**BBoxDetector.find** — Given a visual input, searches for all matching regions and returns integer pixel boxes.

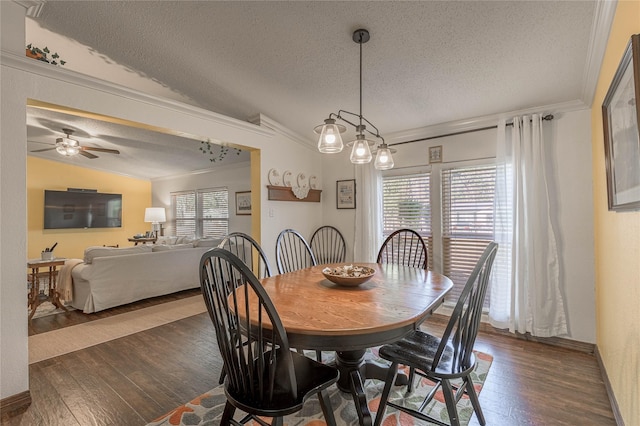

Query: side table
[27,258,68,321]
[128,237,157,245]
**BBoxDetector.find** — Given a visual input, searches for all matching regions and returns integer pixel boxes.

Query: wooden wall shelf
[267,185,322,202]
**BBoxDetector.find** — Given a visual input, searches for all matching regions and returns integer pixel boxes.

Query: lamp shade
[144,207,166,223]
[350,136,373,164]
[374,145,395,170]
[316,119,346,153]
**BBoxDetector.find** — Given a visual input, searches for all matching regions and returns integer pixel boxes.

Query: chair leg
[317,389,337,426]
[220,401,236,425]
[316,350,323,363]
[271,417,284,426]
[407,366,415,393]
[373,362,398,426]
[218,366,226,384]
[465,377,486,425]
[440,379,461,426]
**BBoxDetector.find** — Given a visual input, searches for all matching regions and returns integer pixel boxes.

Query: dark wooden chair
[310,225,346,264]
[200,248,339,426]
[275,229,317,274]
[216,232,273,384]
[373,242,498,426]
[218,232,272,279]
[376,228,428,269]
[275,229,323,362]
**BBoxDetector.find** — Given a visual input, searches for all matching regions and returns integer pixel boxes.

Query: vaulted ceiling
[25,1,609,179]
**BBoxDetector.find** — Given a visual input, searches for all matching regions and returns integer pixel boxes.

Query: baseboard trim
[0,390,31,421]
[595,346,625,426]
[429,313,595,353]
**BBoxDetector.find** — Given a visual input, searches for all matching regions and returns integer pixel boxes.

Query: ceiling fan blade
[81,146,120,154]
[79,150,99,159]
[30,147,57,153]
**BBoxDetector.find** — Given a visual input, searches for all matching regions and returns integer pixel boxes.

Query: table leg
[335,349,410,426]
[49,265,68,311]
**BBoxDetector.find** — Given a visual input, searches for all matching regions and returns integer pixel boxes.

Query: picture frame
[235,191,252,215]
[602,34,640,212]
[429,145,443,164]
[336,179,356,209]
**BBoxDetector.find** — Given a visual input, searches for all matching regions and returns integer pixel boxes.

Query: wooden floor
[5,291,615,426]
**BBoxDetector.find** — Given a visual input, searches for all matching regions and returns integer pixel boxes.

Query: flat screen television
[44,190,122,229]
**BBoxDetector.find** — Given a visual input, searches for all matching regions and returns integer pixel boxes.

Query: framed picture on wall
[602,34,640,211]
[235,191,252,215]
[429,145,443,163]
[336,179,356,209]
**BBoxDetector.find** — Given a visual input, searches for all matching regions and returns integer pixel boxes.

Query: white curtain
[353,164,382,262]
[489,114,568,337]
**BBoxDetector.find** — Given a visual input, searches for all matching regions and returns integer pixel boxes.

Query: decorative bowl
[322,265,375,287]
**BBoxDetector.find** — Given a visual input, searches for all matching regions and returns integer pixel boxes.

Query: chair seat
[378,330,476,379]
[226,348,340,417]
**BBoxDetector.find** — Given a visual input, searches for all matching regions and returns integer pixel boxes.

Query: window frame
[170,187,229,238]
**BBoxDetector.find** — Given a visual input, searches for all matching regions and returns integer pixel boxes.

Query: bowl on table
[322,265,375,287]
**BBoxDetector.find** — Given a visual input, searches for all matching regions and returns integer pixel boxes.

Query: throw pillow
[151,243,193,252]
[194,238,223,248]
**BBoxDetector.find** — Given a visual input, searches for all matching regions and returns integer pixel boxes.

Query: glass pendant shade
[317,119,345,153]
[374,145,394,170]
[350,136,373,164]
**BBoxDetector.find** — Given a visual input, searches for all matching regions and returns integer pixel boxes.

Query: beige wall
[27,157,151,259]
[592,2,640,424]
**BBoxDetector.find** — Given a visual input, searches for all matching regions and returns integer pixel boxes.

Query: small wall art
[336,179,356,209]
[429,145,443,164]
[235,191,252,215]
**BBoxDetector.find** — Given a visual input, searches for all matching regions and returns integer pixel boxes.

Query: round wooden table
[259,262,453,425]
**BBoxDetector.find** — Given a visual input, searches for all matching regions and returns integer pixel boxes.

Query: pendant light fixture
[314,28,394,170]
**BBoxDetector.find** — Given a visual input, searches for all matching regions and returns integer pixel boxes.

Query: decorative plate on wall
[268,168,281,186]
[283,170,293,187]
[297,173,306,187]
[309,175,318,189]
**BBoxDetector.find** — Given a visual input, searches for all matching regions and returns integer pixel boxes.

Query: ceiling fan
[30,128,120,159]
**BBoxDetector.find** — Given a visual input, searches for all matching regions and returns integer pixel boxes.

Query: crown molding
[581,0,617,107]
[1,50,274,139]
[12,0,45,17]
[249,114,317,152]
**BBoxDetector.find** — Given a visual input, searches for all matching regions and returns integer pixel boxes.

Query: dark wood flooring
[6,291,615,425]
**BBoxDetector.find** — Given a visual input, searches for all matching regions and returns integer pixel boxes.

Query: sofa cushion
[194,238,223,248]
[83,245,153,264]
[156,236,178,245]
[152,243,194,252]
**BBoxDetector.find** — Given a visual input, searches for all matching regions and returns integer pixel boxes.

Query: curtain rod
[389,114,554,147]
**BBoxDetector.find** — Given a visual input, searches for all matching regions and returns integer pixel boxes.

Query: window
[171,187,228,238]
[382,173,433,270]
[441,165,496,305]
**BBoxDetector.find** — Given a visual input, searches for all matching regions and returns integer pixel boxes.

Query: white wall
[323,110,596,344]
[151,161,253,236]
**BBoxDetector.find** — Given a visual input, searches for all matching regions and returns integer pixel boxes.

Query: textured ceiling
[25,1,601,179]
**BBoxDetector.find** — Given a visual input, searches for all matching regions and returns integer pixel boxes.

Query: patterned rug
[147,348,492,426]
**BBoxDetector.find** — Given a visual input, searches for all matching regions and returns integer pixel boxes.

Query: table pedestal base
[335,349,408,426]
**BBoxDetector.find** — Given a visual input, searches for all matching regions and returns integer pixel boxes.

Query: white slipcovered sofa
[70,238,222,313]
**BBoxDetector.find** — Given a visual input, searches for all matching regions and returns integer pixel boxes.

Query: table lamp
[144,207,166,238]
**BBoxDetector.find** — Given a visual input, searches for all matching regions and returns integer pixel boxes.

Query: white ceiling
[25,1,607,179]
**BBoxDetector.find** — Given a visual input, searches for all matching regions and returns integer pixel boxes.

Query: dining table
[257,262,453,426]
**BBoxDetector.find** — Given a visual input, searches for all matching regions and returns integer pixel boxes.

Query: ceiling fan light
[66,137,79,147]
[56,145,67,155]
[66,146,80,156]
[374,144,394,170]
[316,119,345,153]
[350,136,372,164]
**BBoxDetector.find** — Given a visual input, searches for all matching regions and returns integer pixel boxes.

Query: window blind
[382,173,433,270]
[198,188,229,238]
[441,165,496,305]
[171,187,228,238]
[172,191,196,237]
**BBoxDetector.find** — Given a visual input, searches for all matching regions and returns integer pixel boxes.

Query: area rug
[29,295,206,364]
[147,349,492,426]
